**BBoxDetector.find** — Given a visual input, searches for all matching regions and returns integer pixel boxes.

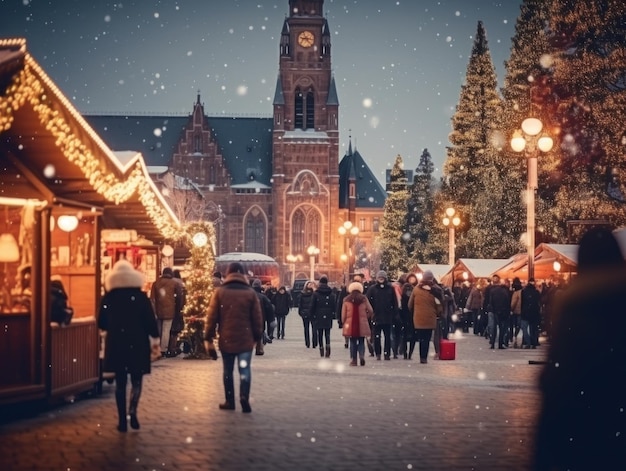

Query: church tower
[272,0,341,282]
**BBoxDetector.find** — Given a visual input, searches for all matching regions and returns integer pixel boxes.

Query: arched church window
[306,90,314,130]
[244,209,266,253]
[295,88,304,129]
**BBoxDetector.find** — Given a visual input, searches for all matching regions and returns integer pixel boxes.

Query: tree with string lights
[177,220,216,359]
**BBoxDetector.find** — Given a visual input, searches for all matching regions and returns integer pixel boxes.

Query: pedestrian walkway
[0,310,546,470]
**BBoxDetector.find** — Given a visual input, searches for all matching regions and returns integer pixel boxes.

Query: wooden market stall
[0,39,180,404]
[439,258,511,287]
[495,244,578,282]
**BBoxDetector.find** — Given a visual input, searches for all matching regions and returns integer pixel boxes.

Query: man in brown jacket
[408,270,442,364]
[204,262,263,413]
[150,267,183,356]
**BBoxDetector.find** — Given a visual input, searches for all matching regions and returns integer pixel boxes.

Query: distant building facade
[85,0,386,285]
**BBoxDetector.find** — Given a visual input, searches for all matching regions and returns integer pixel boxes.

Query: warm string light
[0,45,182,241]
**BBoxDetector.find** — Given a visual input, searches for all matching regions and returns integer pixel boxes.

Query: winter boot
[319,346,324,357]
[128,376,142,430]
[115,386,127,432]
[325,345,331,358]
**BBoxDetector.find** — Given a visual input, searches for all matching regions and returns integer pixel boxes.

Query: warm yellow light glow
[57,215,79,232]
[192,232,208,248]
[521,117,543,136]
[0,234,20,262]
[511,135,526,152]
[443,217,450,226]
[340,254,348,263]
[161,244,174,257]
[553,260,561,272]
[445,207,456,217]
[452,216,461,226]
[538,136,554,152]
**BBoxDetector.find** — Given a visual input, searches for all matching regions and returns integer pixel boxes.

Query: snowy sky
[1,0,522,184]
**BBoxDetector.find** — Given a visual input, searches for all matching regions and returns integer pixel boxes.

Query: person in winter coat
[309,276,337,358]
[341,281,374,366]
[465,281,484,336]
[408,270,442,363]
[399,273,418,359]
[251,278,275,356]
[150,267,183,357]
[335,274,365,349]
[520,278,542,348]
[98,259,160,432]
[204,262,264,413]
[509,277,523,348]
[298,281,317,348]
[366,270,399,361]
[534,227,626,471]
[271,286,292,339]
[482,274,511,349]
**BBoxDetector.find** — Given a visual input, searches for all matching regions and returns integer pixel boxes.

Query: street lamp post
[307,245,320,281]
[286,254,302,285]
[511,117,553,281]
[338,220,359,276]
[442,207,461,265]
[340,253,348,285]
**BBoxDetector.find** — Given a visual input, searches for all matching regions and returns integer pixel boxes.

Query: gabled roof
[327,76,339,105]
[440,258,511,286]
[338,145,386,209]
[0,38,180,244]
[84,114,274,186]
[412,264,452,282]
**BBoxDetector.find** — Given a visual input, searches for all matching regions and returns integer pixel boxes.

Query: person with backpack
[341,281,374,366]
[309,276,337,358]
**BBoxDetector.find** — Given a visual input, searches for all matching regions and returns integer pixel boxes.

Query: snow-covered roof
[413,263,451,282]
[231,181,271,189]
[216,252,277,262]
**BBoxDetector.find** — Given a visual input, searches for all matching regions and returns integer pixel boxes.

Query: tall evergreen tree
[546,0,626,237]
[443,21,515,258]
[379,155,409,278]
[502,0,557,244]
[408,149,436,263]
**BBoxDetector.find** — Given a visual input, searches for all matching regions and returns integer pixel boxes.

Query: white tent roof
[413,263,452,282]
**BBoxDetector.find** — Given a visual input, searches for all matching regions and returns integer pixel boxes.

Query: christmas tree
[178,221,216,359]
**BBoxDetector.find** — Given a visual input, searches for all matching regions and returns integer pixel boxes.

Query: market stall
[0,39,179,404]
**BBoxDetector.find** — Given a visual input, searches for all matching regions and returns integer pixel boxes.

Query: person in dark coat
[399,273,418,359]
[298,281,317,348]
[251,278,275,356]
[365,270,399,361]
[520,278,541,348]
[534,227,626,470]
[482,274,511,349]
[98,259,159,432]
[309,276,337,358]
[204,262,263,413]
[271,286,292,340]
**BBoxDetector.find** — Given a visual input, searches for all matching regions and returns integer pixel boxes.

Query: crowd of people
[97,227,625,469]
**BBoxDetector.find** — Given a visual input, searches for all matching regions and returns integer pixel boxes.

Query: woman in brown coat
[341,281,374,366]
[204,262,264,413]
[408,270,442,364]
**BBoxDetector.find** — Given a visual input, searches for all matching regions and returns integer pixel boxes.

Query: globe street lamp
[511,117,553,281]
[338,220,359,276]
[442,207,461,265]
[286,253,302,285]
[307,245,320,281]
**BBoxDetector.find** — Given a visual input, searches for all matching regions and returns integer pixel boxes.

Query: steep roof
[84,114,274,186]
[338,145,386,208]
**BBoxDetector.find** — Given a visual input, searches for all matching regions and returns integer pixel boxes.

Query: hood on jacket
[105,259,145,291]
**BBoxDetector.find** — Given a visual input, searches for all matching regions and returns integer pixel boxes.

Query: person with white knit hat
[341,281,374,366]
[98,259,160,432]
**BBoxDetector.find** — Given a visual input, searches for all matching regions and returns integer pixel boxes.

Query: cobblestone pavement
[0,311,547,470]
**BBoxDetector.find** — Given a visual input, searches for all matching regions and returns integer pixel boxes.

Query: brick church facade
[86,0,386,285]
